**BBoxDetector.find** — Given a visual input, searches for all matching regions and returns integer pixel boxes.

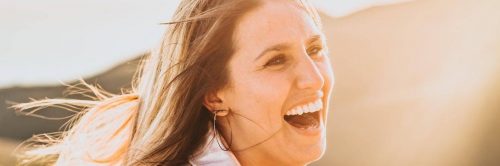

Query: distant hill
[0,54,143,140]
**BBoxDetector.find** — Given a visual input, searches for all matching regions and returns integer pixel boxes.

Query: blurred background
[1,0,499,165]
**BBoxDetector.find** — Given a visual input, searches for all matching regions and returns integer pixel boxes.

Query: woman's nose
[295,55,325,90]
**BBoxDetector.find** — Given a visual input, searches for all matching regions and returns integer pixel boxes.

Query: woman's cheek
[250,74,290,112]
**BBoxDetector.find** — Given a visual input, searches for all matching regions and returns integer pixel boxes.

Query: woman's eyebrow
[306,35,322,45]
[254,43,292,61]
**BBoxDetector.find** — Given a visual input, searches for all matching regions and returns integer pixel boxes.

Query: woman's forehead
[233,0,322,53]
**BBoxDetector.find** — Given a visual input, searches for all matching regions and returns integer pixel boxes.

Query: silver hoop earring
[213,109,232,151]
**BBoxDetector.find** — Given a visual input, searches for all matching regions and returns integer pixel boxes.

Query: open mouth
[283,99,322,129]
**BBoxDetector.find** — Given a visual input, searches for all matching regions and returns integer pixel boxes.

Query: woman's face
[216,1,334,165]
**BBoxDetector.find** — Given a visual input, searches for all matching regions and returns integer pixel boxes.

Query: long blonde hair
[12,0,323,165]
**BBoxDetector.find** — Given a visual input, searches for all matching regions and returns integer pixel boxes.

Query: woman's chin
[288,149,324,165]
[309,138,326,162]
[285,135,326,165]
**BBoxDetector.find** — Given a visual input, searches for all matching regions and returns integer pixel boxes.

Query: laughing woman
[13,0,334,165]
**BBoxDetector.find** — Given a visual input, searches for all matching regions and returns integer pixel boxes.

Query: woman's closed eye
[307,46,324,59]
[262,45,324,69]
[264,54,288,68]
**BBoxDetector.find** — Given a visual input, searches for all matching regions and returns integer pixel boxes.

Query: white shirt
[189,127,241,166]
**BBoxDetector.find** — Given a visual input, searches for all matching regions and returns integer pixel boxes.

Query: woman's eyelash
[263,46,323,68]
[308,46,323,56]
[264,54,287,67]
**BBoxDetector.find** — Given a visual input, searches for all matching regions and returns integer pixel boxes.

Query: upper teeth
[285,99,323,116]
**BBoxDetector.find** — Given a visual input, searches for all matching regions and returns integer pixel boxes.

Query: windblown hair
[11,0,323,165]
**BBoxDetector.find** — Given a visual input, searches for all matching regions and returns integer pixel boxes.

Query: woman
[13,0,334,165]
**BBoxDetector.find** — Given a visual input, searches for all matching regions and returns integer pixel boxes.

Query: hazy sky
[0,0,411,88]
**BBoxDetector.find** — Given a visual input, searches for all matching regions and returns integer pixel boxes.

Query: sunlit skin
[205,0,334,165]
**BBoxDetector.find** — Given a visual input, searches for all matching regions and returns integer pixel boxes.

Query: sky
[0,0,412,88]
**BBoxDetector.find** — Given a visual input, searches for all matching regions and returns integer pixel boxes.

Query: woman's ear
[203,91,227,115]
